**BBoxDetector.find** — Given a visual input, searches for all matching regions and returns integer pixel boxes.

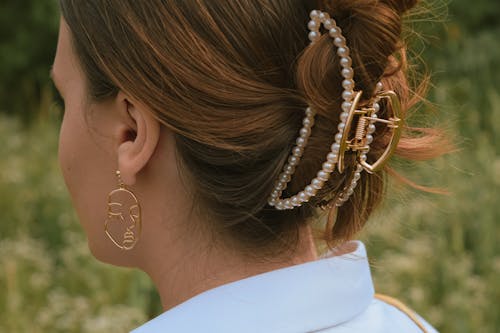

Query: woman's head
[53,0,446,265]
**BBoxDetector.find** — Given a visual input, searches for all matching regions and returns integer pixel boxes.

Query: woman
[51,0,446,332]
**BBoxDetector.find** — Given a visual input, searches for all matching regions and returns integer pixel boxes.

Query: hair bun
[302,0,418,100]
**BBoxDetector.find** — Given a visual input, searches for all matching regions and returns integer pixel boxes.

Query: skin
[51,18,319,311]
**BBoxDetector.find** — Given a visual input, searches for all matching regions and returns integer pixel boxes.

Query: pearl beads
[270,110,317,205]
[267,9,385,210]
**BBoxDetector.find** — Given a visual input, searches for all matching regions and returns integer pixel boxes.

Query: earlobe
[117,97,161,186]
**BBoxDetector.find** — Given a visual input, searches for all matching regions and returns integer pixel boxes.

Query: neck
[142,224,318,311]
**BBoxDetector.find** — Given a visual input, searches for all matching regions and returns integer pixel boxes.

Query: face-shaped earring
[104,170,142,250]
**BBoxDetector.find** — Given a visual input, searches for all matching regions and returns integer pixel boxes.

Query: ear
[116,92,161,186]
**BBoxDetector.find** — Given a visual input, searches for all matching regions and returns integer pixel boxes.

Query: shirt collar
[131,240,374,333]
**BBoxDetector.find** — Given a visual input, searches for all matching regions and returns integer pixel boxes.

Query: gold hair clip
[337,90,403,174]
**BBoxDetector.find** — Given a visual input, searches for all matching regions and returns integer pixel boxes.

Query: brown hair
[59,0,449,259]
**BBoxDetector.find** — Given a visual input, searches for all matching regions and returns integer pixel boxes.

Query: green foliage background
[0,1,498,332]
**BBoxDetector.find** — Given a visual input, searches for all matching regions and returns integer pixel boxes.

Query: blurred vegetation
[0,0,498,332]
[0,0,59,124]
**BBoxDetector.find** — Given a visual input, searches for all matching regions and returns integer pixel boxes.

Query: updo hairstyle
[59,0,447,259]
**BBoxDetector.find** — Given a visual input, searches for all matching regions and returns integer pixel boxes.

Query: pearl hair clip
[267,9,403,210]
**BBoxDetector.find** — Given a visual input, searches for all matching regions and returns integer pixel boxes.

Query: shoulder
[317,295,439,333]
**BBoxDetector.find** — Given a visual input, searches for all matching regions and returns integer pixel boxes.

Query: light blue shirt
[131,241,438,332]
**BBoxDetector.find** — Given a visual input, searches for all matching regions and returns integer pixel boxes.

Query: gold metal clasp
[337,90,403,174]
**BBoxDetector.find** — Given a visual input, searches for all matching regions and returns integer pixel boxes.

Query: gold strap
[374,293,428,333]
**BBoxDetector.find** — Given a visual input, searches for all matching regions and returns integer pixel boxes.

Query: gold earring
[104,170,142,250]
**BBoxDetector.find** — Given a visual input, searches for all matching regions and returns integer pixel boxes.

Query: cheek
[58,111,74,189]
[58,106,94,202]
[57,104,115,247]
[58,108,80,196]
